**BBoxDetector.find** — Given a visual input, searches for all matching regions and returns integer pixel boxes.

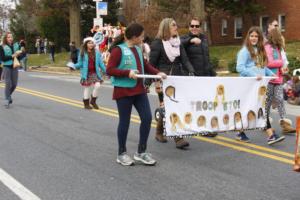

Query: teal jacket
[236,46,274,77]
[2,43,20,66]
[111,43,144,88]
[74,49,106,80]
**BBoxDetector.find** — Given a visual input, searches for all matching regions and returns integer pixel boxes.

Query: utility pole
[69,0,81,46]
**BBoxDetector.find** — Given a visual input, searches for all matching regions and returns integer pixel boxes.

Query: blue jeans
[116,93,152,155]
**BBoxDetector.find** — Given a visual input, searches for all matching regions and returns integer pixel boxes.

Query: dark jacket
[181,33,216,76]
[149,39,194,75]
[70,46,79,64]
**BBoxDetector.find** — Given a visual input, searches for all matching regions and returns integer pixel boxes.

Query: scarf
[162,36,181,62]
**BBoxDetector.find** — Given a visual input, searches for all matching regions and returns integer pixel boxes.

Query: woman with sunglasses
[149,18,195,149]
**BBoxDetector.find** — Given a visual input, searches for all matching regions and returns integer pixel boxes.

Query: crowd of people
[0,17,299,167]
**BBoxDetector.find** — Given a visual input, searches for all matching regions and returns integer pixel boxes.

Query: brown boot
[83,99,92,109]
[155,119,167,143]
[174,137,189,149]
[280,119,296,134]
[90,96,99,109]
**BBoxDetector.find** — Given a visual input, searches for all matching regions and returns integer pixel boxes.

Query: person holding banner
[106,23,167,166]
[149,18,195,149]
[74,37,106,110]
[264,28,296,134]
[0,32,21,108]
[181,17,217,137]
[236,26,285,145]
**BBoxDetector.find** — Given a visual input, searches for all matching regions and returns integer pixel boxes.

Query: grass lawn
[27,52,70,68]
[210,41,300,70]
[27,41,300,72]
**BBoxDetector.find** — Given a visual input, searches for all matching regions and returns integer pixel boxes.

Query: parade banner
[162,76,272,137]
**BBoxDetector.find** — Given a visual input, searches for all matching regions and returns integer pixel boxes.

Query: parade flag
[162,76,272,137]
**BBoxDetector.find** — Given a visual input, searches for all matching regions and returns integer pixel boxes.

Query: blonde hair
[214,85,225,106]
[156,18,175,41]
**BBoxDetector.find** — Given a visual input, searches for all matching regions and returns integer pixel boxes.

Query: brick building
[209,0,300,45]
[120,0,300,45]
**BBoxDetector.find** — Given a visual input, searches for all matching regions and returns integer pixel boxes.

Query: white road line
[0,168,41,200]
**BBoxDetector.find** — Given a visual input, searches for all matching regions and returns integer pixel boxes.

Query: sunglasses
[190,25,200,28]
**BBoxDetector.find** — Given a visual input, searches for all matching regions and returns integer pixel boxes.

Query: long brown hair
[244,26,267,67]
[80,40,95,59]
[2,32,13,45]
[267,28,283,50]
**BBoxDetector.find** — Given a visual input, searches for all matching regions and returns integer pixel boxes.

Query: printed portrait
[247,110,256,129]
[223,114,230,130]
[258,86,267,107]
[197,115,206,128]
[165,86,178,103]
[214,84,226,107]
[234,112,243,130]
[258,108,265,119]
[211,116,219,131]
[184,112,193,129]
[170,113,184,132]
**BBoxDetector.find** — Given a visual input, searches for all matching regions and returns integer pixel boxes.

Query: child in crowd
[264,28,296,134]
[74,37,106,109]
[236,26,285,145]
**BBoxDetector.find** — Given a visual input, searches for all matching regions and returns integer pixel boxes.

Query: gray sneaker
[116,152,134,166]
[133,152,157,166]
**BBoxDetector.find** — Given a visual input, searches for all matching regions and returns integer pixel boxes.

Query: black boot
[90,96,99,109]
[83,99,92,109]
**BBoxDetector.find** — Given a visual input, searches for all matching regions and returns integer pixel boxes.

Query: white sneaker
[116,152,134,166]
[133,152,157,166]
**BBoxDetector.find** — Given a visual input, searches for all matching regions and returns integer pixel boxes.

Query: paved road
[0,72,299,200]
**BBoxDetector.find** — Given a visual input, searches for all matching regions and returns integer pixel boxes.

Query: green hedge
[228,59,237,73]
[288,56,300,75]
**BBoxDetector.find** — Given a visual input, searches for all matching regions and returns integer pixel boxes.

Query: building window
[278,14,286,32]
[221,19,228,36]
[260,16,269,35]
[234,17,243,38]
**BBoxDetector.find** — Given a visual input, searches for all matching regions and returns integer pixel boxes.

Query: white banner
[162,76,272,137]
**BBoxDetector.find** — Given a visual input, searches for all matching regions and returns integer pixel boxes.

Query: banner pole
[293,117,300,172]
[136,74,162,79]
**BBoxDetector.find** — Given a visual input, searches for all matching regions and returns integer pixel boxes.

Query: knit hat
[83,37,95,44]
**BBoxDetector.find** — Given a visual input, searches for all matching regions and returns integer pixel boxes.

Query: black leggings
[116,93,152,155]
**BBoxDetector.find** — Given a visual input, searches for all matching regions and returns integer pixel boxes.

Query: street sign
[97,2,108,16]
[93,18,103,27]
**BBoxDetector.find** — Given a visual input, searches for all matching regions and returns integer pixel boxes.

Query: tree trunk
[69,0,81,46]
[190,0,205,20]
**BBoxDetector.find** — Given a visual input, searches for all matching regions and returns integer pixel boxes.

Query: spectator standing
[49,41,55,63]
[236,26,285,145]
[19,40,28,71]
[44,38,48,54]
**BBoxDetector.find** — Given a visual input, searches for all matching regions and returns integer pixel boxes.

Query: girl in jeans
[236,26,285,145]
[107,23,166,166]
